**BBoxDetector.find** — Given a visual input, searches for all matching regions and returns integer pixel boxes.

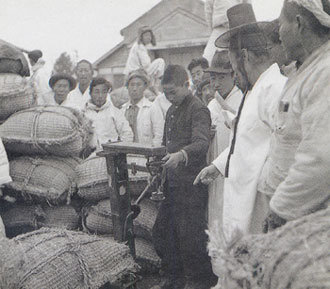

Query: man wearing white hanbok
[195,4,287,237]
[260,0,330,231]
[203,50,242,228]
[65,60,93,111]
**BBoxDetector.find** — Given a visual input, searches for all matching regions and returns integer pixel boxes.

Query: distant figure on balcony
[203,0,251,63]
[124,26,165,93]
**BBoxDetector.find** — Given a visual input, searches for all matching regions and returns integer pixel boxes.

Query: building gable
[120,0,206,44]
[153,8,209,43]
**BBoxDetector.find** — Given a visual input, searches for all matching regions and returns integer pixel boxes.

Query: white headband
[288,0,330,28]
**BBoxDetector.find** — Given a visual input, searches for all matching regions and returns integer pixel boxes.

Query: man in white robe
[259,0,330,231]
[203,50,242,228]
[194,3,287,238]
[65,60,93,111]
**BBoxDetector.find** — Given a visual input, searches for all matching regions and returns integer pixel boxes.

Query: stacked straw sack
[208,207,330,289]
[0,74,35,123]
[0,46,140,287]
[0,228,139,289]
[0,105,94,236]
[0,57,160,280]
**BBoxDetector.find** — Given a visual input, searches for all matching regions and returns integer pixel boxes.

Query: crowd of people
[1,0,330,288]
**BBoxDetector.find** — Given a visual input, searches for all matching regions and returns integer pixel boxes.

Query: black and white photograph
[0,0,330,288]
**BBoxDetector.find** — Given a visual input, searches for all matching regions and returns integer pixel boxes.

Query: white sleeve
[150,103,165,147]
[270,68,330,220]
[114,108,134,142]
[258,75,287,131]
[33,72,52,105]
[212,146,229,176]
[204,0,214,29]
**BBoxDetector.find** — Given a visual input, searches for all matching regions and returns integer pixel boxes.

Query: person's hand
[193,164,221,185]
[263,211,287,233]
[162,152,184,169]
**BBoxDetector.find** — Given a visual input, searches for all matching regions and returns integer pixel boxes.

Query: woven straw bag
[5,156,80,205]
[83,199,113,234]
[105,236,161,275]
[39,205,80,230]
[0,228,139,289]
[135,238,161,274]
[0,105,93,157]
[76,156,110,201]
[133,199,158,241]
[0,74,36,121]
[208,207,330,289]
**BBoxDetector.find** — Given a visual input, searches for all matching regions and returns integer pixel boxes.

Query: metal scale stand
[98,142,166,289]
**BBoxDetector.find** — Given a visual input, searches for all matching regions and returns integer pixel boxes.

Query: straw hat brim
[49,74,77,91]
[204,67,233,74]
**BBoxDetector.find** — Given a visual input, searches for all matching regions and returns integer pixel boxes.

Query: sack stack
[0,102,160,278]
[0,40,35,124]
[0,74,36,123]
[0,105,93,236]
[79,155,161,274]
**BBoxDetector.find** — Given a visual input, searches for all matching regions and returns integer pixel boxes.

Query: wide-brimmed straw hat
[49,73,77,90]
[204,50,233,74]
[126,69,150,86]
[215,3,270,50]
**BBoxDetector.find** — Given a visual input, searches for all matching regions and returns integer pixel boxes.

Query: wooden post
[104,152,135,257]
[99,142,166,258]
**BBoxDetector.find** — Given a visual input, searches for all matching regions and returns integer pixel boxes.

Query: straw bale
[133,199,158,241]
[0,105,93,157]
[76,156,110,201]
[39,204,80,230]
[0,228,138,289]
[0,74,36,120]
[5,156,80,205]
[208,207,330,289]
[83,199,113,235]
[135,237,161,274]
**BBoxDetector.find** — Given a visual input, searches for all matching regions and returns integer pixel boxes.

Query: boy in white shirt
[84,77,133,151]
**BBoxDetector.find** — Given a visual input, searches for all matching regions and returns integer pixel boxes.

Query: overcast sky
[1,0,284,72]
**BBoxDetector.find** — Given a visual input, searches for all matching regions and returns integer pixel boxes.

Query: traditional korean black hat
[215,3,270,51]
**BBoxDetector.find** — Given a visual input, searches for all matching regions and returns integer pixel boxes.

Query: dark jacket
[163,93,211,187]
